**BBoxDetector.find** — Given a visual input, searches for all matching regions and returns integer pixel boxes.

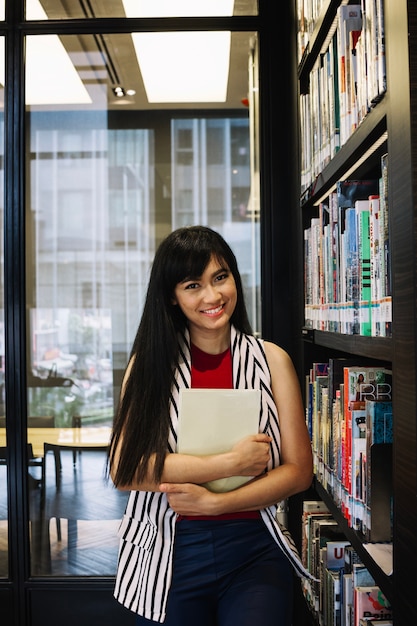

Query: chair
[42,447,127,574]
[0,446,7,466]
[71,415,110,466]
[0,416,60,495]
[27,416,61,489]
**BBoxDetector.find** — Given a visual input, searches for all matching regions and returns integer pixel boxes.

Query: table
[0,426,111,458]
[0,426,112,493]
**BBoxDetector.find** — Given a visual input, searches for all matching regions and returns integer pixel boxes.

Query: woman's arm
[111,353,273,491]
[160,342,313,514]
[112,433,272,492]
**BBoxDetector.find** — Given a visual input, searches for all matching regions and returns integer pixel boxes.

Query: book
[301,500,330,569]
[336,6,363,144]
[322,539,349,622]
[305,510,333,575]
[354,585,392,625]
[342,366,392,522]
[369,194,381,335]
[351,406,367,532]
[312,517,346,577]
[365,399,393,445]
[325,567,341,626]
[326,539,350,570]
[343,571,353,626]
[364,399,393,540]
[364,443,393,541]
[379,152,391,337]
[355,199,372,336]
[325,358,357,497]
[177,388,260,493]
[337,179,380,210]
[352,562,375,588]
[343,546,363,626]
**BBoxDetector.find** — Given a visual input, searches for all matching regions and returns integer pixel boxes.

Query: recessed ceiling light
[123,0,234,103]
[122,0,234,18]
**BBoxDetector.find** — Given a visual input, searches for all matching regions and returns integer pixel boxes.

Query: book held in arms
[177,388,260,493]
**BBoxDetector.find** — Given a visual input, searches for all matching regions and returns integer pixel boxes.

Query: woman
[108,225,313,625]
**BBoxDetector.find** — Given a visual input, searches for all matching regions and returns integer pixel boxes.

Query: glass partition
[26,29,260,576]
[0,36,5,579]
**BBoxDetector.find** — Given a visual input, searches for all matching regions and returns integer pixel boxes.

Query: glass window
[25,29,260,576]
[26,0,258,19]
[0,36,5,579]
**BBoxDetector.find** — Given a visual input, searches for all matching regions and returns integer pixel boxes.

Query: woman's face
[172,255,237,336]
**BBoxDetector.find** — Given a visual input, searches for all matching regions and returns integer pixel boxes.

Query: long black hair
[108,225,253,486]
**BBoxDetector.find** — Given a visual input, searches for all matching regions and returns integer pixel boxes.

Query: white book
[177,388,261,493]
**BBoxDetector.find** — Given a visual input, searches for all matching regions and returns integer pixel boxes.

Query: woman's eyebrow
[179,275,199,284]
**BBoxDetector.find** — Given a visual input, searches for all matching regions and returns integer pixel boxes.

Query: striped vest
[113,326,313,622]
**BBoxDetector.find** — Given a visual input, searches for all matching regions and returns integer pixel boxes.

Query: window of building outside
[17,18,261,577]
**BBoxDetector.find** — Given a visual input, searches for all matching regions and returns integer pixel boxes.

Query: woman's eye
[184,282,199,290]
[215,272,229,282]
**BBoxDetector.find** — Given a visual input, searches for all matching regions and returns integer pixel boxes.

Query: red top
[191,343,233,389]
[177,342,260,522]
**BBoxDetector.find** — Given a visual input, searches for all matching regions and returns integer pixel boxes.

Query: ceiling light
[123,0,234,103]
[131,31,231,103]
[25,36,92,105]
[0,0,92,105]
[122,0,234,17]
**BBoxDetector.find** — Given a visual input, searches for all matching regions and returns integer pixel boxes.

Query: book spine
[355,199,371,336]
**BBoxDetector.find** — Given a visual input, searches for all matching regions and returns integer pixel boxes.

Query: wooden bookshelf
[295,0,417,622]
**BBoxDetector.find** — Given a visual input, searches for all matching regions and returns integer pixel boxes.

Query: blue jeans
[135,518,294,626]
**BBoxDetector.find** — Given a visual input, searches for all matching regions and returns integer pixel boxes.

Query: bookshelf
[295,0,417,623]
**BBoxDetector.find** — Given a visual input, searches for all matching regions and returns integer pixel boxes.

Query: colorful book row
[301,500,393,626]
[304,168,391,337]
[299,1,386,193]
[306,360,393,541]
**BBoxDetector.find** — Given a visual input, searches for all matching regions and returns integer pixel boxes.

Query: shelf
[313,478,394,604]
[302,329,392,362]
[300,101,388,211]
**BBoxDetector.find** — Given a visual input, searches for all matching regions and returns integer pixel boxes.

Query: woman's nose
[202,284,220,301]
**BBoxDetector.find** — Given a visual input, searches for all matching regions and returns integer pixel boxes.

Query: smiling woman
[107,225,313,625]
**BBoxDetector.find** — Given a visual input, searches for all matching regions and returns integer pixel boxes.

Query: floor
[0,448,129,577]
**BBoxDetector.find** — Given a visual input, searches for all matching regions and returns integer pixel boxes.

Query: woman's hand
[229,433,271,476]
[159,482,219,516]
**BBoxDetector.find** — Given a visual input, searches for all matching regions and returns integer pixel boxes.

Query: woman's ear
[171,298,177,305]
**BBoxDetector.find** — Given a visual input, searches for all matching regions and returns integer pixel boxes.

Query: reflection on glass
[29,309,114,426]
[26,30,260,576]
[25,0,257,19]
